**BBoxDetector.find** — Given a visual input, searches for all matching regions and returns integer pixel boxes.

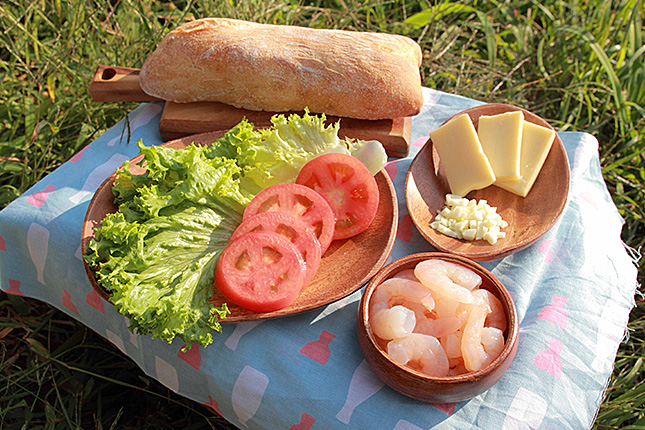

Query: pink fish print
[579,191,599,209]
[69,146,88,163]
[538,239,553,263]
[85,289,105,314]
[178,343,202,370]
[396,213,414,242]
[289,412,315,430]
[25,184,56,208]
[204,396,223,416]
[300,330,335,365]
[430,402,455,415]
[538,295,567,329]
[62,289,79,314]
[533,338,563,379]
[6,279,24,296]
[384,161,398,181]
[413,136,428,149]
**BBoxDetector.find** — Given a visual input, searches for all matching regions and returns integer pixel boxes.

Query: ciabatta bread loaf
[139,18,423,120]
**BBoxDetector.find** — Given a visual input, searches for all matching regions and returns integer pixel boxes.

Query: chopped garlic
[430,194,507,245]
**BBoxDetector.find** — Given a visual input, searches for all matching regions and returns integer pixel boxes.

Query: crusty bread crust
[139,18,423,120]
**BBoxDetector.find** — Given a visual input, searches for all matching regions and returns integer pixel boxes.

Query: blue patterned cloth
[0,89,639,429]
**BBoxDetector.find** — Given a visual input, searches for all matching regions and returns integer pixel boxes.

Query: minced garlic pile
[430,194,508,245]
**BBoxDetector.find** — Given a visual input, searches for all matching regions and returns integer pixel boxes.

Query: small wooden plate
[405,103,570,261]
[357,252,519,403]
[81,131,398,323]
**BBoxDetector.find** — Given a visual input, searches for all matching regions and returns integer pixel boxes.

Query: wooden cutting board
[89,65,411,158]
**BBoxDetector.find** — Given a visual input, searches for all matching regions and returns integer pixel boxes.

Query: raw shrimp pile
[368,259,507,377]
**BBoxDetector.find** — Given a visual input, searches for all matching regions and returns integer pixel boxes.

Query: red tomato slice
[231,212,322,286]
[214,231,306,312]
[243,183,335,253]
[296,153,380,240]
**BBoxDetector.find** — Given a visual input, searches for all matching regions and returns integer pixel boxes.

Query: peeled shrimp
[369,259,507,377]
[370,305,416,340]
[481,327,505,361]
[391,268,418,281]
[448,357,468,376]
[370,278,435,340]
[415,315,464,339]
[398,299,434,322]
[473,289,507,332]
[440,330,463,359]
[387,333,449,377]
[431,291,462,319]
[461,300,494,372]
[414,260,481,305]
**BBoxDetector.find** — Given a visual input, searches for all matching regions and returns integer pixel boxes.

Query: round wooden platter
[405,103,570,261]
[81,130,398,323]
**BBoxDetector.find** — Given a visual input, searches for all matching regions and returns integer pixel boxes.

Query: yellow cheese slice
[477,111,524,181]
[495,120,556,197]
[429,114,496,197]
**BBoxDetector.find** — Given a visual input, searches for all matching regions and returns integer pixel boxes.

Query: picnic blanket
[0,88,639,429]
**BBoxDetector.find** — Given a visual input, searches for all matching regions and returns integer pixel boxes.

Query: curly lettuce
[84,111,387,350]
[205,110,387,192]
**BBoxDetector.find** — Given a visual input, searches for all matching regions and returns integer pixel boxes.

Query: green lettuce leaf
[85,142,249,350]
[204,110,387,191]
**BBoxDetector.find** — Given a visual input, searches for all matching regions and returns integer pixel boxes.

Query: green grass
[1,0,643,428]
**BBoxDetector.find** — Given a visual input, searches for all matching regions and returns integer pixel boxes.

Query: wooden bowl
[81,130,398,323]
[405,103,569,261]
[357,252,519,403]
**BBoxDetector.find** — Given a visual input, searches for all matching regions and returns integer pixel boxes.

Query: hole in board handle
[101,68,117,80]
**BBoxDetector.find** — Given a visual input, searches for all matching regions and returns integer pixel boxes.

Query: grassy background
[1,0,643,428]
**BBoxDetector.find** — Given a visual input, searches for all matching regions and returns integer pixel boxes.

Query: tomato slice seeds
[243,183,335,253]
[214,231,306,313]
[296,153,379,240]
[231,211,322,285]
[215,155,381,313]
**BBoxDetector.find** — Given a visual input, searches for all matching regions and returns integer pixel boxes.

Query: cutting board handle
[88,65,162,102]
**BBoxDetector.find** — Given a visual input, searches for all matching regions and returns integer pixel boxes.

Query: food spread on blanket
[83,111,387,349]
[369,258,506,377]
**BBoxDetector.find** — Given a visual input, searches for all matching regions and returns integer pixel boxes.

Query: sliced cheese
[477,111,524,181]
[429,114,496,197]
[495,120,556,197]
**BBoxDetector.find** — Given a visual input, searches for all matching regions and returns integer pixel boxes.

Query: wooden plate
[405,103,569,261]
[81,131,398,323]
